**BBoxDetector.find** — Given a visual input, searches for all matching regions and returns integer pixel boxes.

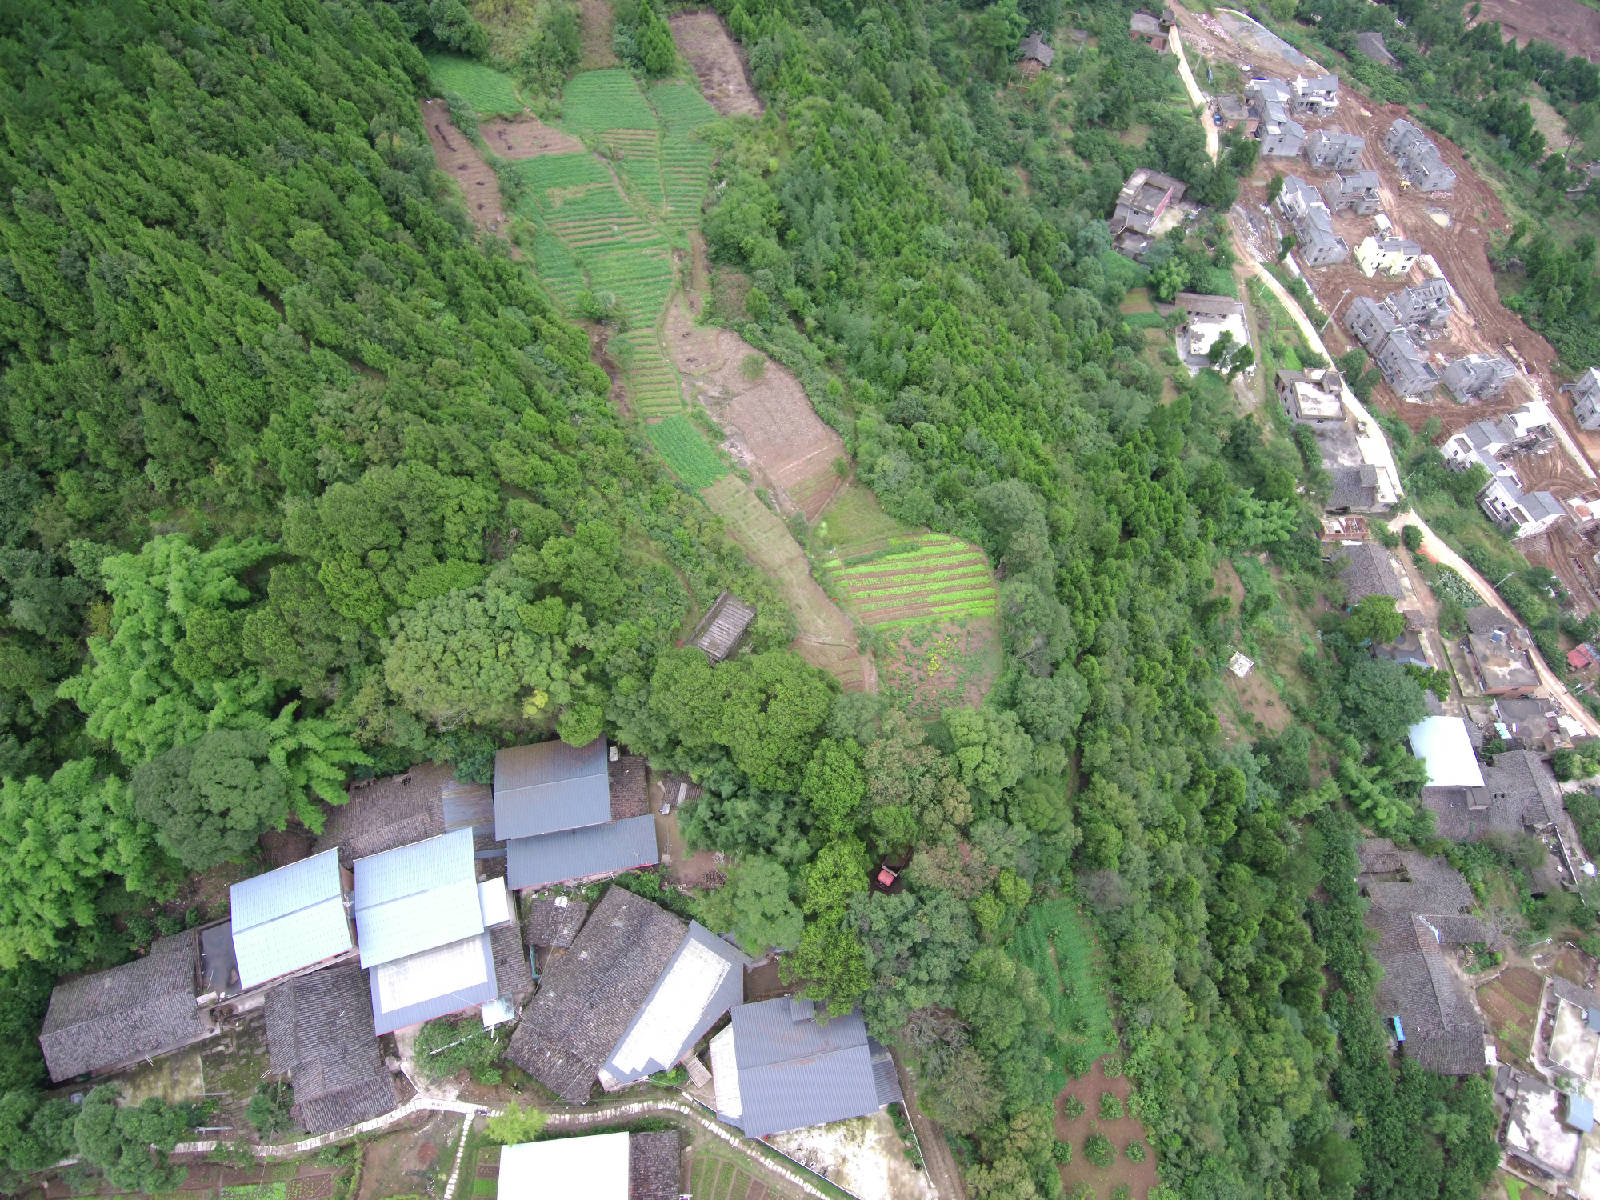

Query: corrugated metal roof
[230,850,354,990]
[505,815,659,891]
[1408,716,1485,788]
[368,932,498,1035]
[720,999,887,1138]
[499,1134,630,1200]
[353,829,483,967]
[493,739,611,840]
[601,923,749,1087]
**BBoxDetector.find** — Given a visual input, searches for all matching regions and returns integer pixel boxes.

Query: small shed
[1018,31,1054,70]
[690,592,757,664]
[1567,1093,1595,1133]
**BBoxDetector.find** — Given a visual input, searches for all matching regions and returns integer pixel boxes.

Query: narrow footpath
[1167,21,1218,164]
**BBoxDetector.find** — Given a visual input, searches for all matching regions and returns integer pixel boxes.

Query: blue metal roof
[493,739,611,840]
[368,932,498,1035]
[230,849,353,989]
[722,998,888,1138]
[353,829,482,967]
[1569,1093,1595,1132]
[504,815,659,891]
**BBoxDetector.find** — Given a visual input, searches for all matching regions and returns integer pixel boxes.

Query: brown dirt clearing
[1472,0,1600,61]
[356,1111,460,1200]
[1054,1061,1160,1200]
[670,11,764,117]
[665,296,846,520]
[480,117,585,159]
[577,0,620,69]
[878,619,1002,717]
[1477,966,1544,1068]
[420,99,508,235]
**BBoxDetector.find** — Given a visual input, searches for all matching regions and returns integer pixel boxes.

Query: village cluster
[33,598,904,1192]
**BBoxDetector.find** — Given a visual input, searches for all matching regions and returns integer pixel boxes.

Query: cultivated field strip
[824,534,997,627]
[425,54,523,117]
[650,82,719,228]
[560,69,658,133]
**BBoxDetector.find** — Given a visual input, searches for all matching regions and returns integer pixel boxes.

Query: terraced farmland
[650,82,719,229]
[644,414,727,488]
[425,55,523,117]
[825,534,997,627]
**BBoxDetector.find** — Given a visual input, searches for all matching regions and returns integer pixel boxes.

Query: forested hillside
[0,0,1504,1196]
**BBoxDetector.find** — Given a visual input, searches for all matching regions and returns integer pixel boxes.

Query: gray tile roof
[369,932,498,1035]
[1357,839,1489,1075]
[317,764,483,865]
[494,738,611,840]
[717,998,897,1138]
[1017,32,1054,67]
[505,886,687,1103]
[610,755,650,820]
[230,849,354,990]
[1336,542,1404,602]
[600,923,750,1088]
[264,962,398,1134]
[39,932,211,1082]
[489,919,534,1001]
[506,814,660,891]
[524,895,590,948]
[353,828,482,968]
[200,920,240,998]
[629,1130,681,1200]
[691,592,757,663]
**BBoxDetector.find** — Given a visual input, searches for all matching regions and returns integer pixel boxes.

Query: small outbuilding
[1408,716,1485,789]
[690,591,757,663]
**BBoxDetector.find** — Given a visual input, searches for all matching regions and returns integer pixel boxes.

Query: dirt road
[1168,23,1218,163]
[1389,511,1600,736]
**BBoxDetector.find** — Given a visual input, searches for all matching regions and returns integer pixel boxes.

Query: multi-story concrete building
[1389,278,1452,330]
[1324,168,1380,212]
[1277,175,1349,266]
[1567,367,1600,430]
[1442,355,1516,402]
[1248,78,1305,157]
[1384,119,1457,192]
[1292,73,1340,116]
[1305,130,1365,171]
[1109,167,1187,260]
[1355,235,1421,278]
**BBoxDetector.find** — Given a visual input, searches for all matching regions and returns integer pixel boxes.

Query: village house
[1214,94,1251,132]
[1128,11,1168,52]
[1355,235,1421,279]
[1464,606,1540,697]
[1109,167,1188,260]
[497,1130,681,1200]
[494,739,660,891]
[1291,73,1340,116]
[711,997,904,1138]
[1276,175,1348,266]
[690,591,756,663]
[1443,354,1516,402]
[1441,409,1567,539]
[506,885,748,1104]
[1491,696,1576,753]
[1016,31,1053,76]
[1324,169,1381,214]
[263,963,400,1135]
[1389,277,1452,329]
[1356,30,1397,67]
[228,849,357,992]
[1277,367,1344,427]
[1357,838,1490,1075]
[1567,366,1600,430]
[1384,118,1457,192]
[1345,296,1438,397]
[1174,292,1252,375]
[1248,77,1305,157]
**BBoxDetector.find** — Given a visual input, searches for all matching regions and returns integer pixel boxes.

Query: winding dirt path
[1167,19,1218,163]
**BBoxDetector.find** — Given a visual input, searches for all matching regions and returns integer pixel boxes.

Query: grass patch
[221,1186,287,1200]
[816,481,912,551]
[425,55,522,117]
[1012,898,1119,1092]
[646,414,727,488]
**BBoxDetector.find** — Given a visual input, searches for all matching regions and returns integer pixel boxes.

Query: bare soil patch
[479,117,585,159]
[420,99,507,234]
[880,619,1002,717]
[577,0,620,69]
[1224,658,1292,735]
[665,297,845,520]
[1477,966,1544,1069]
[1553,945,1599,989]
[670,11,763,117]
[701,475,875,691]
[1054,1061,1160,1200]
[1522,522,1600,619]
[1472,0,1600,61]
[356,1110,458,1200]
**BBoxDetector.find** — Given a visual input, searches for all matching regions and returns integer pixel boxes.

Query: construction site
[1171,1,1600,613]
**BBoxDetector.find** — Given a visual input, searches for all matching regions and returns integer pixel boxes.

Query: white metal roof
[372,934,492,1013]
[605,934,733,1077]
[353,828,482,967]
[230,849,353,989]
[498,1133,630,1200]
[478,879,512,927]
[710,1025,742,1123]
[1408,716,1485,788]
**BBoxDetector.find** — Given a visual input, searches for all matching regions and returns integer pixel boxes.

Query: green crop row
[646,415,726,488]
[872,600,997,629]
[844,573,993,598]
[851,585,997,608]
[833,553,986,578]
[562,70,657,133]
[649,82,718,133]
[426,55,522,116]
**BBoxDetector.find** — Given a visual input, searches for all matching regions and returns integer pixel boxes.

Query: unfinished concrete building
[1291,73,1340,116]
[1346,295,1400,348]
[1247,78,1305,157]
[1389,278,1452,330]
[1323,169,1380,213]
[1371,331,1439,397]
[1128,11,1168,52]
[1305,130,1364,171]
[1277,368,1344,427]
[1384,119,1457,193]
[1568,366,1600,430]
[1441,404,1567,538]
[1277,175,1349,266]
[1442,354,1516,402]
